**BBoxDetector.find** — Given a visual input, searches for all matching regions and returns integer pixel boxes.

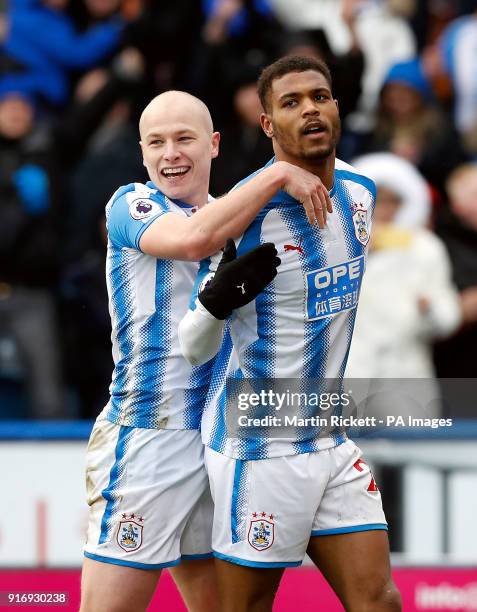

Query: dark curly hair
[257,55,333,112]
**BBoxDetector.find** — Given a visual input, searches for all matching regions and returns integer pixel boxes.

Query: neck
[274,150,335,191]
[156,185,209,208]
[194,187,210,208]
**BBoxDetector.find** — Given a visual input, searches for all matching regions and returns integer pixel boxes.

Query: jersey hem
[105,414,200,431]
[205,435,347,460]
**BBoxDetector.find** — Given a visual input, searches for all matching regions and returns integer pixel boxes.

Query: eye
[283,99,297,108]
[178,136,194,142]
[149,139,163,146]
[315,93,329,101]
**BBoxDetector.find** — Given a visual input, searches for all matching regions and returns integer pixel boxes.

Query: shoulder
[230,158,275,193]
[106,182,172,222]
[334,158,376,200]
[105,182,173,250]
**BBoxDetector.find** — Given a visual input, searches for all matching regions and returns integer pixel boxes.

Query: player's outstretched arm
[140,161,332,261]
[179,240,280,365]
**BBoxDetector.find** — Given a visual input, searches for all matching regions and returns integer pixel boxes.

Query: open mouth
[302,123,326,136]
[161,166,191,179]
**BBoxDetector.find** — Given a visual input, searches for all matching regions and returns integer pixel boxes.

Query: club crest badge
[352,207,369,246]
[248,513,275,551]
[129,199,156,220]
[116,514,144,552]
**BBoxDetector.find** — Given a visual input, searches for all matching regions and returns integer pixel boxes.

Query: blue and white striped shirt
[104,181,212,430]
[190,158,376,459]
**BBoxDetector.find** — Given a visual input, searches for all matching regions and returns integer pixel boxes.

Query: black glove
[198,239,281,319]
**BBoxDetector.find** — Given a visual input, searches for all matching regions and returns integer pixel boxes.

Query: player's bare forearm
[140,162,332,260]
[194,161,332,250]
[184,162,289,257]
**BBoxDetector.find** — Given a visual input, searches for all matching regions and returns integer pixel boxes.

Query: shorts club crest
[248,515,275,551]
[117,514,144,552]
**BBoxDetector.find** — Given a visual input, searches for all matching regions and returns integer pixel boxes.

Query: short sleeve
[107,194,168,250]
[189,255,217,311]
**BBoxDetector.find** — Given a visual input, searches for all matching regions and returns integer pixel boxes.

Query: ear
[334,99,339,114]
[139,140,146,167]
[260,113,273,139]
[211,131,220,159]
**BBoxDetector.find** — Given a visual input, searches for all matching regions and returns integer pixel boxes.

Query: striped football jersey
[190,158,376,459]
[104,181,212,430]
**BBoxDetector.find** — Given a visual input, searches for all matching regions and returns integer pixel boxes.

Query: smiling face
[260,70,340,166]
[139,92,220,205]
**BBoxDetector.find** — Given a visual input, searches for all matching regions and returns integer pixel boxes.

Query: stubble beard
[274,120,341,164]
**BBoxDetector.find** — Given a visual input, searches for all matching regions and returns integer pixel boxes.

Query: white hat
[352,153,431,228]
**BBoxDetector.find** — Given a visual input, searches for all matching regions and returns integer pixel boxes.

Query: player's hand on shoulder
[275,160,333,229]
[198,239,281,319]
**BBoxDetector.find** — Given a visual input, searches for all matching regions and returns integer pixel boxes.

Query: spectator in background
[346,153,461,385]
[194,0,284,126]
[279,7,365,160]
[365,58,465,194]
[60,47,146,418]
[88,0,205,94]
[0,0,123,106]
[268,0,416,131]
[439,11,477,156]
[280,23,364,125]
[0,46,145,420]
[435,163,477,379]
[209,64,272,195]
[0,87,64,418]
[61,46,146,260]
[208,8,366,196]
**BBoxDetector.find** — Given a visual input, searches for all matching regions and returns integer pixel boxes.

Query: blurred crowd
[0,0,476,419]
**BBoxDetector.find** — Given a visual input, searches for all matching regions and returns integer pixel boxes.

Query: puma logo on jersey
[284,239,304,255]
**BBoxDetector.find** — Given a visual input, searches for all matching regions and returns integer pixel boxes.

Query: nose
[301,98,319,117]
[163,140,181,161]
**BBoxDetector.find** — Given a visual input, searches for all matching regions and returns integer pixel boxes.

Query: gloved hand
[198,239,281,319]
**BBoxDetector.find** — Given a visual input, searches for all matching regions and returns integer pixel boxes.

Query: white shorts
[84,416,213,569]
[205,439,387,568]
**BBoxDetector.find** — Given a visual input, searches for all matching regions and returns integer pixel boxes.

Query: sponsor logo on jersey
[305,256,365,321]
[248,512,275,551]
[116,513,144,552]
